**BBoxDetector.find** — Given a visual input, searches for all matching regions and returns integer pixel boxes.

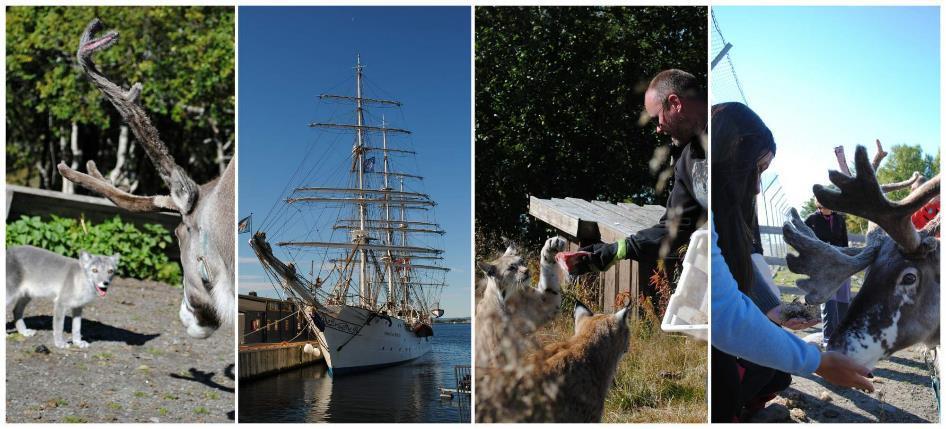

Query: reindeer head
[784,144,939,369]
[59,19,234,339]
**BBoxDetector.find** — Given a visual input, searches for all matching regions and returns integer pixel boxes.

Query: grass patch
[8,332,26,342]
[51,398,68,407]
[159,407,169,416]
[93,352,113,360]
[108,402,122,410]
[194,406,209,415]
[163,394,178,401]
[62,416,87,423]
[204,391,220,400]
[146,347,163,356]
[133,391,147,398]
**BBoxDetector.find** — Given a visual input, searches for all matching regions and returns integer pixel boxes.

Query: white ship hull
[315,305,432,376]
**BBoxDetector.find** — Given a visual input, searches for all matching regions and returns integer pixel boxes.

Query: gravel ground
[749,330,938,423]
[6,277,234,423]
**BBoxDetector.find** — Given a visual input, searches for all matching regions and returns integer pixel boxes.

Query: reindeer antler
[59,19,198,214]
[815,145,939,255]
[871,139,888,171]
[58,161,178,212]
[835,142,921,193]
[783,208,881,304]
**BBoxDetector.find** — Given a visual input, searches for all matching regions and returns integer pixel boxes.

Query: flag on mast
[238,214,253,234]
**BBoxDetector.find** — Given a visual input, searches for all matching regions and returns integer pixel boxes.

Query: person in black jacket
[568,69,707,275]
[804,201,851,348]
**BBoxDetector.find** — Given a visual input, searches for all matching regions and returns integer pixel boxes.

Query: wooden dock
[238,341,323,381]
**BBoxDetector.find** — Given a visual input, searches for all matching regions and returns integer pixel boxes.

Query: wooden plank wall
[238,343,323,380]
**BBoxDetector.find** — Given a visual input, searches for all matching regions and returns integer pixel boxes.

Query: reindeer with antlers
[783,141,939,369]
[57,19,234,339]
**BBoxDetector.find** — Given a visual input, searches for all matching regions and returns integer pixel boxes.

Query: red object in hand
[555,251,592,274]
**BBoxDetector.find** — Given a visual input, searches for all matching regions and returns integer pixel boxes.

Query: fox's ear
[502,244,517,257]
[476,261,496,277]
[574,300,593,333]
[79,250,92,265]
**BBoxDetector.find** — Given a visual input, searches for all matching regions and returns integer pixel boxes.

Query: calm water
[239,323,471,423]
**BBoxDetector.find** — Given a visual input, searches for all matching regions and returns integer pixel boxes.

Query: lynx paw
[19,328,37,337]
[73,340,90,349]
[541,236,567,264]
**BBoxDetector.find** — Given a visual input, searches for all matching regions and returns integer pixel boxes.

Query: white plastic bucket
[661,226,709,341]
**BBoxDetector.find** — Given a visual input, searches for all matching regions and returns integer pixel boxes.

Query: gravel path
[749,328,938,423]
[6,278,234,423]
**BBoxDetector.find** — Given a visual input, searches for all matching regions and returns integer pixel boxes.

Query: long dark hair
[711,103,776,294]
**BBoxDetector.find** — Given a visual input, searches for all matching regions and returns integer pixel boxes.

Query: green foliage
[799,197,817,219]
[7,6,234,190]
[475,7,707,254]
[6,215,182,285]
[875,144,937,201]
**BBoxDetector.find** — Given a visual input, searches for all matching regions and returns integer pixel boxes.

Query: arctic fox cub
[7,245,119,348]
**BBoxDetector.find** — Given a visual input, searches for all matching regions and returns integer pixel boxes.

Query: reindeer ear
[574,300,593,333]
[476,261,496,277]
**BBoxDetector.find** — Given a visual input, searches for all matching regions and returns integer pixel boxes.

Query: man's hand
[567,242,620,275]
[815,351,874,392]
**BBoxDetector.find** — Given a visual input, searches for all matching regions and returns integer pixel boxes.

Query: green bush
[6,215,182,285]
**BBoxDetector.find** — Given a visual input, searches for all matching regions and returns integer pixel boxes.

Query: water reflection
[239,324,470,423]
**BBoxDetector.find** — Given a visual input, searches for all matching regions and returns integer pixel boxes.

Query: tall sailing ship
[249,56,448,376]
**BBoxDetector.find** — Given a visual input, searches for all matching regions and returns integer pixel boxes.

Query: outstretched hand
[815,351,874,393]
[565,242,618,275]
[782,317,820,331]
[767,304,819,330]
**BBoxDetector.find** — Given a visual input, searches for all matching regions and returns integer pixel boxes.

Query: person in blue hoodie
[709,103,872,422]
[711,223,873,405]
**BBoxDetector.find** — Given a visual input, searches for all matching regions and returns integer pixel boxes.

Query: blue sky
[238,7,472,318]
[712,6,940,211]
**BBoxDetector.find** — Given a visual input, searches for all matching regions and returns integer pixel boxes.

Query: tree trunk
[109,125,130,185]
[58,126,68,193]
[63,122,80,194]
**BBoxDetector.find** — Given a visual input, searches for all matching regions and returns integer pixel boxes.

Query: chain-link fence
[711,11,789,263]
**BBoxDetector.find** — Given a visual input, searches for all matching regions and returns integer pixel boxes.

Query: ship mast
[263,56,450,315]
[354,55,368,308]
[382,117,395,311]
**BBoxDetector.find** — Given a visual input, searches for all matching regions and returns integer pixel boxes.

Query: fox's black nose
[102,281,110,287]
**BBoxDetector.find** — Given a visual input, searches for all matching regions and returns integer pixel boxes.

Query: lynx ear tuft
[574,300,593,333]
[476,260,496,277]
[614,306,629,324]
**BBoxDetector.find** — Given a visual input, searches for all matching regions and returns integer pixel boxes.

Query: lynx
[475,236,565,369]
[475,236,632,422]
